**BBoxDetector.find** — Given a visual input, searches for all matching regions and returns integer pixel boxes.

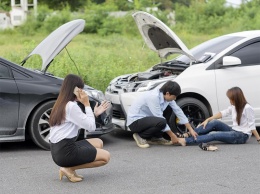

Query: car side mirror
[223,56,241,66]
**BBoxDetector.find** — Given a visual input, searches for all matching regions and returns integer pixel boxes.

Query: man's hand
[170,133,179,144]
[185,123,198,139]
[166,130,178,144]
[171,135,179,144]
[189,129,198,139]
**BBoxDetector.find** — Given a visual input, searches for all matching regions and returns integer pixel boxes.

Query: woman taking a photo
[178,87,260,151]
[49,74,110,182]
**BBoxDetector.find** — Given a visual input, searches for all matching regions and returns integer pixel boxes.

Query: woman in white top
[49,74,110,182]
[178,87,260,151]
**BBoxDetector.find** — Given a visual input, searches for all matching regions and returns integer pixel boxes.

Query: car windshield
[176,35,244,64]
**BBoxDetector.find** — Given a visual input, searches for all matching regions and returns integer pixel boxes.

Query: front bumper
[112,118,130,131]
[105,91,128,131]
[86,123,115,138]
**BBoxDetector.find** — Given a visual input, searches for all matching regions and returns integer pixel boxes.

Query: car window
[230,41,260,66]
[176,36,244,64]
[12,69,31,79]
[0,64,10,78]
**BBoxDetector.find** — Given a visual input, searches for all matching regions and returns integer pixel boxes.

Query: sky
[225,0,243,7]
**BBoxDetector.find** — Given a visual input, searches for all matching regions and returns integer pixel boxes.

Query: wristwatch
[257,139,260,143]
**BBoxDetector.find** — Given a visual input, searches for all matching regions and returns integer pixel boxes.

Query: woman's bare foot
[178,138,186,146]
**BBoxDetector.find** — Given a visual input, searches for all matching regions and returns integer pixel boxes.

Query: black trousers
[128,116,167,139]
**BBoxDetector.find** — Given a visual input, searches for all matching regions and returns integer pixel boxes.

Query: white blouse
[49,101,95,143]
[220,104,255,136]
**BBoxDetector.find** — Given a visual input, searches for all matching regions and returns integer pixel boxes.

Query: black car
[0,19,114,150]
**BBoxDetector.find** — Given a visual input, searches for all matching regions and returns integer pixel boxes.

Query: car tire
[28,100,55,150]
[169,97,210,134]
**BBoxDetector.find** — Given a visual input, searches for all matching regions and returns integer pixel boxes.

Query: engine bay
[129,60,188,82]
[106,59,189,93]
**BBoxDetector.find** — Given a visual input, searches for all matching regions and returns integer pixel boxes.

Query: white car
[105,11,260,134]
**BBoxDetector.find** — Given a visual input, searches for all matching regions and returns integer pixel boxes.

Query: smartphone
[73,87,80,97]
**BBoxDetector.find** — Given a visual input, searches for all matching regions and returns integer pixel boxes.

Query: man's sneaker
[133,133,150,148]
[147,137,172,145]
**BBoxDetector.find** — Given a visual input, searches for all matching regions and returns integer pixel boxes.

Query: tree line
[1,0,204,11]
[1,0,260,37]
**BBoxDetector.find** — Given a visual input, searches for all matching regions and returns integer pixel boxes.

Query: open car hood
[132,11,196,61]
[21,19,85,72]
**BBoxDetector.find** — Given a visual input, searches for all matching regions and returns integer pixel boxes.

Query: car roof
[225,30,260,38]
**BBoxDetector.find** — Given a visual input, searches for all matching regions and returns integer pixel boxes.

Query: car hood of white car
[21,19,85,72]
[132,11,196,62]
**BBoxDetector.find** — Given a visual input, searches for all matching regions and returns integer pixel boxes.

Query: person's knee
[96,149,110,165]
[157,118,167,129]
[92,138,103,148]
[101,150,110,165]
[104,151,110,163]
[210,120,221,125]
[97,138,103,148]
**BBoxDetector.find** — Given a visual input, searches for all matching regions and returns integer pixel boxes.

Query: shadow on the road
[100,128,133,145]
[110,128,133,139]
[0,129,133,151]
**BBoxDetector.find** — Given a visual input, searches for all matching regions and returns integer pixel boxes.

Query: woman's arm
[199,112,222,129]
[251,129,260,144]
[244,105,259,143]
[207,112,222,122]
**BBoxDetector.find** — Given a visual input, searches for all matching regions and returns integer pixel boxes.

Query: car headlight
[85,89,105,101]
[136,81,163,92]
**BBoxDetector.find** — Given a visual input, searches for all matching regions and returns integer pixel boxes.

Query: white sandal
[199,143,218,151]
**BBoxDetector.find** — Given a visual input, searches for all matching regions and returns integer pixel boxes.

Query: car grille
[112,104,126,119]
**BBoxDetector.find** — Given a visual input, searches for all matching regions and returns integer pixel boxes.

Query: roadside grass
[0,32,214,92]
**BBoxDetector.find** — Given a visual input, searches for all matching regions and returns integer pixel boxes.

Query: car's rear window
[177,36,244,64]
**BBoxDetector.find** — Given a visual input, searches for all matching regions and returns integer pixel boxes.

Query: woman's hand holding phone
[74,87,90,107]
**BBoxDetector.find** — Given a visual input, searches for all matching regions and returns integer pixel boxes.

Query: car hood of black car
[132,11,196,62]
[21,19,85,72]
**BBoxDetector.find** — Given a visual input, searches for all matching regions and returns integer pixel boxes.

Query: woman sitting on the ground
[178,87,260,151]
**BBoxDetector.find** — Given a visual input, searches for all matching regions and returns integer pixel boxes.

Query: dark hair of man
[49,74,84,127]
[159,81,181,96]
[226,87,247,125]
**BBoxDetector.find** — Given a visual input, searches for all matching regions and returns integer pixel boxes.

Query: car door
[215,41,260,126]
[0,63,19,135]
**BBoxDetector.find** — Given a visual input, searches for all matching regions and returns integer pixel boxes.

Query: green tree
[0,0,10,10]
[105,0,134,10]
[39,0,86,11]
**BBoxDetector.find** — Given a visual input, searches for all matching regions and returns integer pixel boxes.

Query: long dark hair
[49,74,84,126]
[226,87,247,125]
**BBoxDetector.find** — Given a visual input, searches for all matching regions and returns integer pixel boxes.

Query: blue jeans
[185,120,249,144]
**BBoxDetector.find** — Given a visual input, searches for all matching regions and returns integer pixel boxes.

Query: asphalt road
[0,129,260,194]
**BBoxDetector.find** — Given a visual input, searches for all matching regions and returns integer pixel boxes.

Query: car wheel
[169,97,210,134]
[29,100,55,150]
